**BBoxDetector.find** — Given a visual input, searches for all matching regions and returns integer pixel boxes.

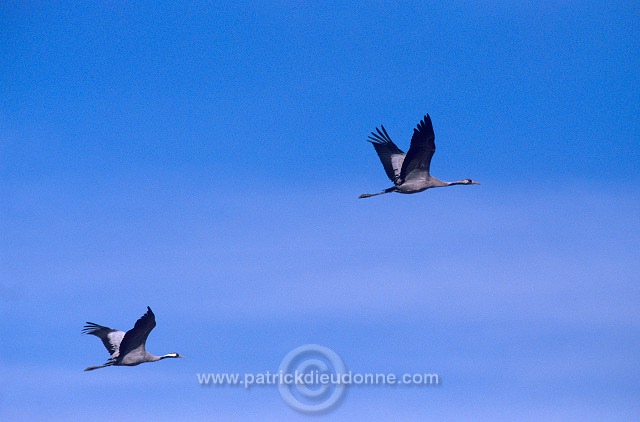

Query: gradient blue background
[1,1,639,420]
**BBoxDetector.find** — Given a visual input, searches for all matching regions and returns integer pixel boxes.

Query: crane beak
[471,181,480,185]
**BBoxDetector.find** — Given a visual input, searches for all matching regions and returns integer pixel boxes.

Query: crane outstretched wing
[367,125,405,185]
[117,306,156,358]
[82,323,123,356]
[400,114,436,182]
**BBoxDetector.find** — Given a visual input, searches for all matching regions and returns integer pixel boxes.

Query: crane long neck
[145,353,179,362]
[145,353,162,362]
[427,177,449,187]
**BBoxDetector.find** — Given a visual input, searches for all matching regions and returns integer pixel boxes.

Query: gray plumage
[359,114,479,198]
[82,306,184,371]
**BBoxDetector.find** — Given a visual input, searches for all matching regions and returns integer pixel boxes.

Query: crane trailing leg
[359,187,397,199]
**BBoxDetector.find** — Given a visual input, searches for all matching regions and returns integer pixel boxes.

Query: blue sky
[1,1,639,420]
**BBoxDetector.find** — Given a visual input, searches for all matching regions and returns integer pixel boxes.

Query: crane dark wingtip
[367,128,388,144]
[82,322,99,334]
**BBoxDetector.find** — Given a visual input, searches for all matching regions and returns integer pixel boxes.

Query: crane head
[162,352,186,359]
